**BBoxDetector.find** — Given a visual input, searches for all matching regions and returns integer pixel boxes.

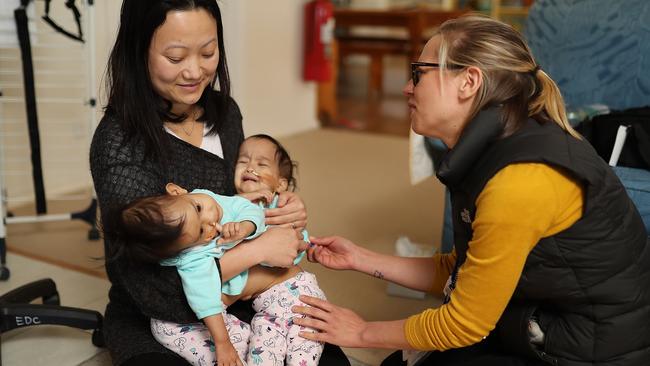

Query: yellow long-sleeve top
[405,163,584,350]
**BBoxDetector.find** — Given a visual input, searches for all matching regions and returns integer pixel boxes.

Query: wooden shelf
[490,0,532,20]
[497,6,530,16]
[489,0,533,32]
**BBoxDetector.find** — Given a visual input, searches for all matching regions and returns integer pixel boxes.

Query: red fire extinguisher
[303,0,335,82]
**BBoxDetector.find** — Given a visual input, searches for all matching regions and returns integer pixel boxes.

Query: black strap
[42,0,84,43]
[14,7,47,214]
[632,124,650,168]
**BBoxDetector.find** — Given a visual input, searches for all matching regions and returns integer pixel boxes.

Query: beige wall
[0,1,316,203]
[221,0,319,137]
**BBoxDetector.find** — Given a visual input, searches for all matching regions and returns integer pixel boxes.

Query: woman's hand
[292,295,368,348]
[307,236,361,271]
[252,226,308,267]
[292,296,411,350]
[264,191,307,229]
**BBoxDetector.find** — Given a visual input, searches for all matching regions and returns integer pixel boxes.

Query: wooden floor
[328,58,412,137]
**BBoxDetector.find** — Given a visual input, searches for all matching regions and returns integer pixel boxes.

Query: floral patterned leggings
[151,310,251,365]
[248,271,326,366]
[151,271,326,366]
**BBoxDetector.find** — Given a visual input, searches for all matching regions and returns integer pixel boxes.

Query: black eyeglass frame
[411,62,464,86]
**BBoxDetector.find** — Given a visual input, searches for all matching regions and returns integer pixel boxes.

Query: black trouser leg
[120,352,189,366]
[381,339,544,366]
[121,345,351,366]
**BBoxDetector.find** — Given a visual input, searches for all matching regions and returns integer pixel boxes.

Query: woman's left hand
[265,191,307,229]
[291,295,368,348]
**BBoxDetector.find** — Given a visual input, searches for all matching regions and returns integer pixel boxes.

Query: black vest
[437,108,650,366]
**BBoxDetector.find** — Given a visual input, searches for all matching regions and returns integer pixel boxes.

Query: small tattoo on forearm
[373,270,385,279]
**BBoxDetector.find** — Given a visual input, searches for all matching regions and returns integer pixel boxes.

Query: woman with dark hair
[90,1,349,365]
[293,15,650,366]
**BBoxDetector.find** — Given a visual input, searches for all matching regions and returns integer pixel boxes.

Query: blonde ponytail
[437,15,581,139]
[530,70,582,139]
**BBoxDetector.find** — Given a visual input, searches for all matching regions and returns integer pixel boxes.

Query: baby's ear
[276,178,289,193]
[166,182,188,196]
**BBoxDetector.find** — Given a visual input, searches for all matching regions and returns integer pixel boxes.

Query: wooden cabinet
[489,0,533,31]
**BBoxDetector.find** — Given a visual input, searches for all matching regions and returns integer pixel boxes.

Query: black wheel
[92,329,105,347]
[88,228,100,241]
[0,267,10,280]
[43,292,60,305]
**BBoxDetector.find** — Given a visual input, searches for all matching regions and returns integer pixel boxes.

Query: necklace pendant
[181,120,196,136]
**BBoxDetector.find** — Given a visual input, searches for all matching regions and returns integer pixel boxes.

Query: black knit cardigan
[89,95,244,364]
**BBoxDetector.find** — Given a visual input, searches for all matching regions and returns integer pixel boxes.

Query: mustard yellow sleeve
[405,163,583,351]
[428,250,457,297]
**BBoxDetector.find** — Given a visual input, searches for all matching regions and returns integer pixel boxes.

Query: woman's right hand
[307,236,360,271]
[253,226,307,267]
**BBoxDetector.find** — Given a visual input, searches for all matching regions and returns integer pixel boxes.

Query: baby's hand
[215,340,243,366]
[238,189,275,205]
[217,221,255,244]
[219,222,244,242]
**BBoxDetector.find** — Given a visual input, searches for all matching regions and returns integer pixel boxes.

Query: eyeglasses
[411,62,464,86]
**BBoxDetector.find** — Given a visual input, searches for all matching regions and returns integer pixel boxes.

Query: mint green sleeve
[175,255,223,319]
[229,195,266,239]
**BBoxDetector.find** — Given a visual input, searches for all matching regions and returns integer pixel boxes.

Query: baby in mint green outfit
[159,187,266,317]
[118,182,266,365]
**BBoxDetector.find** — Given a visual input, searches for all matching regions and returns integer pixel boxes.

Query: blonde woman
[293,15,650,366]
